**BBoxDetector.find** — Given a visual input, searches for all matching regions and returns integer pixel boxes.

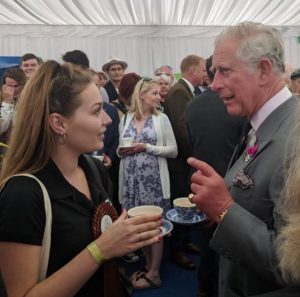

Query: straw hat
[102,56,128,72]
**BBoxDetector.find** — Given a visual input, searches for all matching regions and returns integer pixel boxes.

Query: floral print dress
[121,116,170,213]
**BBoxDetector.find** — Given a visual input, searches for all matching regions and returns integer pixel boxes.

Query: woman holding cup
[117,78,177,289]
[0,63,162,297]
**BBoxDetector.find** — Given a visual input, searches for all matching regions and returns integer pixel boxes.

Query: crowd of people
[1,21,300,297]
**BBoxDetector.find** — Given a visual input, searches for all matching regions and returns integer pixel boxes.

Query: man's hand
[187,157,233,223]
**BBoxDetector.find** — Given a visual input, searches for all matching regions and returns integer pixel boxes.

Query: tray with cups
[166,197,206,225]
[128,205,173,236]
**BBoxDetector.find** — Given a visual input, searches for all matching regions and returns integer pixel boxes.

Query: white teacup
[173,197,196,220]
[93,155,104,162]
[127,205,163,217]
[120,137,134,147]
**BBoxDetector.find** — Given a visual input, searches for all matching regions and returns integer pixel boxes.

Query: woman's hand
[130,142,146,153]
[118,147,134,156]
[96,209,162,260]
[118,143,146,156]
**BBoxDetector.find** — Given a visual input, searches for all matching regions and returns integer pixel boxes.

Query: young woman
[0,61,162,297]
[117,78,177,289]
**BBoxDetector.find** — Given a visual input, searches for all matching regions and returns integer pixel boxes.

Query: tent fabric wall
[0,0,300,75]
[0,56,21,82]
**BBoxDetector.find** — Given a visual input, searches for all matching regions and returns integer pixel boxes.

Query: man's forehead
[108,63,123,70]
[22,58,38,65]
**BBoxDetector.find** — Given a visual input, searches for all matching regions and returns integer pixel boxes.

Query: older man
[188,22,298,296]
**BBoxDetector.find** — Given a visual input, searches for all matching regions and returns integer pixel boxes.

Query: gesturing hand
[187,157,233,223]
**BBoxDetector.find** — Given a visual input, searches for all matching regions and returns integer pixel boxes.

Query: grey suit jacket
[210,97,298,297]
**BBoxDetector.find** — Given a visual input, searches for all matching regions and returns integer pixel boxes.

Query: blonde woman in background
[117,78,177,290]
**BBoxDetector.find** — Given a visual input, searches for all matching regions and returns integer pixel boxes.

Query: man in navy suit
[188,22,298,296]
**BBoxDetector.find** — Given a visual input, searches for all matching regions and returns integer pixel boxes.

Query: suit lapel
[243,139,270,168]
[178,79,194,98]
[228,97,297,171]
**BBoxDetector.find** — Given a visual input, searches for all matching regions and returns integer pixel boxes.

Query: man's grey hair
[215,21,285,74]
[154,65,173,74]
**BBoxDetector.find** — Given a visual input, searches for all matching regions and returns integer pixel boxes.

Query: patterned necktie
[229,122,252,167]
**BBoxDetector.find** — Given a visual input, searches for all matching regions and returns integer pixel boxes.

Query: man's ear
[258,58,272,86]
[48,113,67,134]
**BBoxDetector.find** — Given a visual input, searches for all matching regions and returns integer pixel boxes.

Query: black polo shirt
[0,155,108,296]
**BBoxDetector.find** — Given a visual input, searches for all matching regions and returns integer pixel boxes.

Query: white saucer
[160,219,173,236]
[166,209,206,225]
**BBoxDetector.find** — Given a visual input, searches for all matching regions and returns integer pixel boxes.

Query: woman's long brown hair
[0,61,92,187]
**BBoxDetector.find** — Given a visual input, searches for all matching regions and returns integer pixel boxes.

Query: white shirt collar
[181,77,194,94]
[250,86,292,131]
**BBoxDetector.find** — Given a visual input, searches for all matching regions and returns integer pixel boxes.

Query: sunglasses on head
[139,77,153,93]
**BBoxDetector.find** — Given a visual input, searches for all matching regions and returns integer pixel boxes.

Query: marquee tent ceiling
[0,0,299,74]
[0,0,299,27]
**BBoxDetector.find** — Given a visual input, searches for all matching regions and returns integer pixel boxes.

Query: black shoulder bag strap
[111,101,127,115]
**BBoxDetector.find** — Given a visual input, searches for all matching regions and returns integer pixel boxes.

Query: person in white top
[117,78,177,289]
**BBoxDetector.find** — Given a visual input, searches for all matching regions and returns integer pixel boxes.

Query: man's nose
[211,71,222,92]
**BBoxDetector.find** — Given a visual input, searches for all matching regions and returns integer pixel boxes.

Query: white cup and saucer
[127,205,173,236]
[119,136,134,149]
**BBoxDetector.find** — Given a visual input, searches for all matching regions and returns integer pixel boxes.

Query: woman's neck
[51,147,79,178]
[142,106,152,117]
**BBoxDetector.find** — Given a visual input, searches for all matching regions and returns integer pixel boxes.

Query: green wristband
[87,241,106,265]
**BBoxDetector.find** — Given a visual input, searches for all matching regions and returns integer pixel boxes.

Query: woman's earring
[58,131,66,145]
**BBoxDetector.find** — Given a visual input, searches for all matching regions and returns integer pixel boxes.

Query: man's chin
[226,106,243,117]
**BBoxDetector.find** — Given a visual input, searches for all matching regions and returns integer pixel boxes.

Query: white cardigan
[117,112,177,202]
